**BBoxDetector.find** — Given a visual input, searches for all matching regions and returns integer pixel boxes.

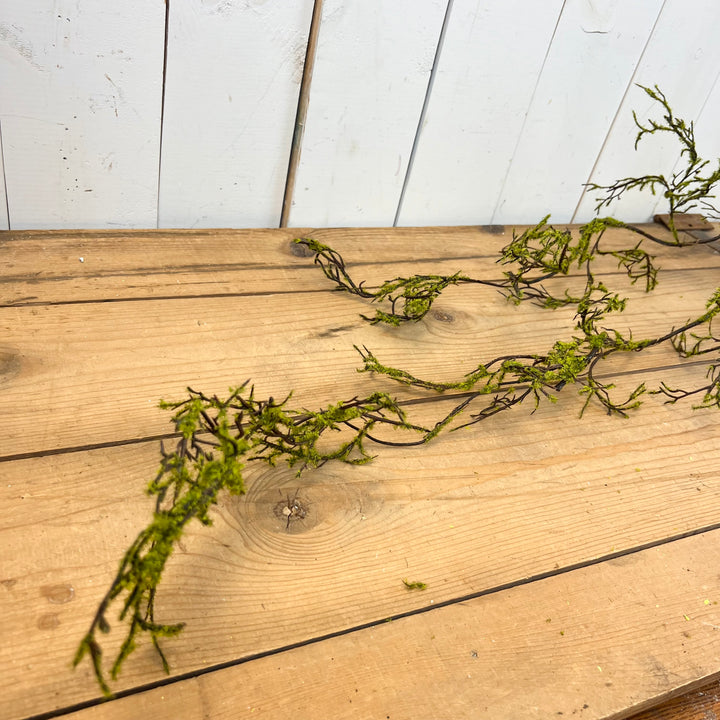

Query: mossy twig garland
[74,386,434,695]
[587,84,720,245]
[75,85,720,696]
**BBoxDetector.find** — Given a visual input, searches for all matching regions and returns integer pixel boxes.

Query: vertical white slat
[689,70,720,219]
[0,1,165,230]
[158,0,315,229]
[0,128,9,230]
[396,0,564,227]
[490,0,664,226]
[286,0,449,228]
[575,0,720,223]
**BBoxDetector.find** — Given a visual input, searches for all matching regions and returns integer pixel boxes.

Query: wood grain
[50,531,720,720]
[3,224,718,306]
[2,226,719,719]
[3,381,720,719]
[1,249,718,456]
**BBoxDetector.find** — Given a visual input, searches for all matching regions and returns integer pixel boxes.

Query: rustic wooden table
[2,225,720,720]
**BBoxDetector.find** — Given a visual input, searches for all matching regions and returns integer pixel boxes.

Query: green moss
[76,85,720,696]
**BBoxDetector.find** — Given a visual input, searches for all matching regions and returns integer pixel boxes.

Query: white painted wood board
[287,0,449,228]
[0,1,165,230]
[396,0,564,227]
[490,0,664,227]
[157,0,314,229]
[1,0,719,230]
[574,0,720,223]
[0,127,8,230]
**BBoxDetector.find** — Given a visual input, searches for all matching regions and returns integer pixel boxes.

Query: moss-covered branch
[76,84,720,696]
[74,385,434,695]
[586,84,720,245]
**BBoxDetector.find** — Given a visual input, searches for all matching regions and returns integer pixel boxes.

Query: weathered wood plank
[3,224,717,306]
[46,531,720,719]
[574,0,720,223]
[2,226,719,719]
[396,0,564,226]
[1,263,718,457]
[491,0,664,225]
[0,2,165,229]
[2,367,720,717]
[286,0,448,227]
[157,0,314,228]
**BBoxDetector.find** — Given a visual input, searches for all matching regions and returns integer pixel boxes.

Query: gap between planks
[3,381,720,717]
[6,224,720,716]
[31,529,720,720]
[1,269,717,457]
[0,354,712,463]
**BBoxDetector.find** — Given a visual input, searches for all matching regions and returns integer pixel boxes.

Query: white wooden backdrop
[1,0,719,230]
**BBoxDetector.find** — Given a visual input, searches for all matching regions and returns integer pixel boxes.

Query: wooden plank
[157,0,314,229]
[1,261,719,456]
[3,374,720,717]
[396,0,564,226]
[280,0,324,228]
[39,531,720,720]
[574,0,720,223]
[491,0,665,225]
[2,224,719,305]
[286,0,448,227]
[692,69,720,172]
[0,2,165,229]
[3,227,720,718]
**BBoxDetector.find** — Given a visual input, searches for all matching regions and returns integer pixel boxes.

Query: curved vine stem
[76,84,720,697]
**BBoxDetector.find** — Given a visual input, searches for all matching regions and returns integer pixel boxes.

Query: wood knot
[481,224,505,234]
[289,239,315,257]
[40,584,75,604]
[274,491,310,532]
[0,345,22,385]
[431,309,455,323]
[37,613,61,630]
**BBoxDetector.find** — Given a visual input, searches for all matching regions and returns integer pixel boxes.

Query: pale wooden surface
[1,224,720,720]
[396,0,565,226]
[491,0,665,225]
